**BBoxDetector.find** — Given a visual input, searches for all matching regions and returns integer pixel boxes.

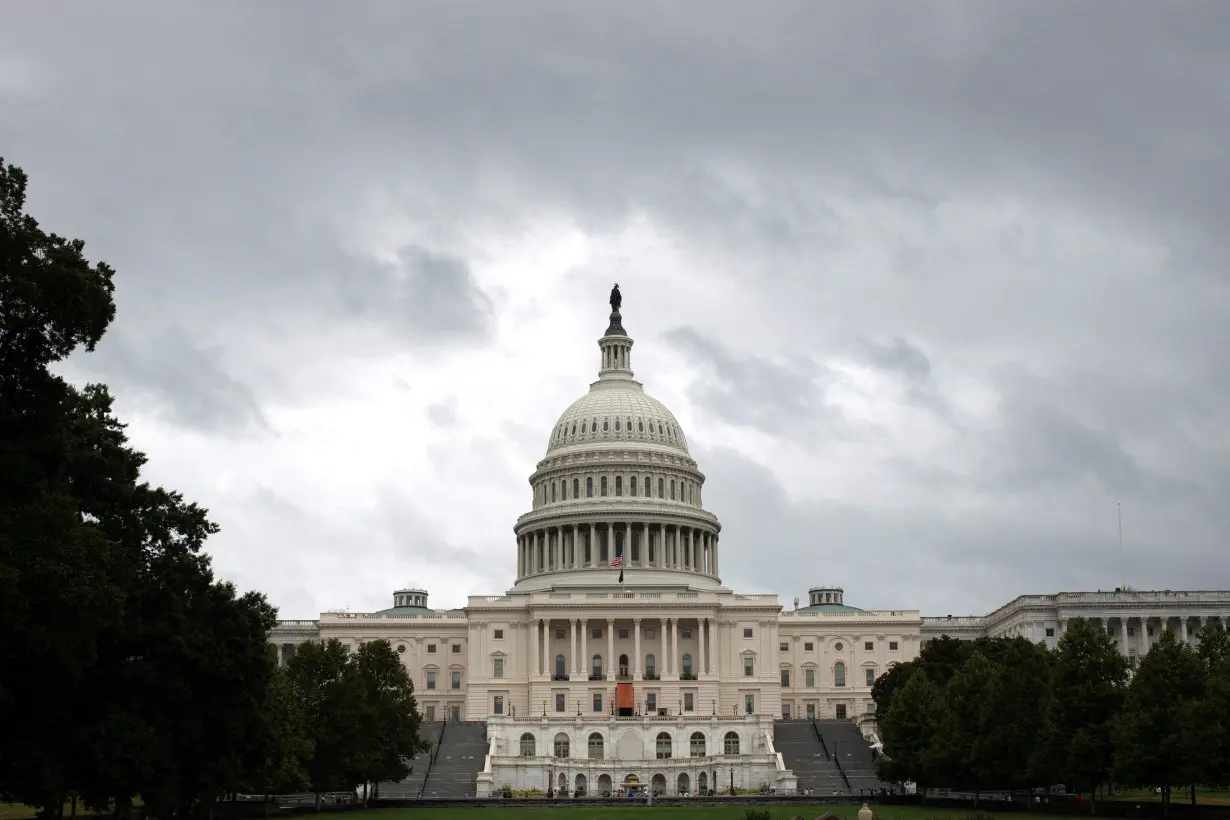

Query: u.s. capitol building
[270,288,1230,797]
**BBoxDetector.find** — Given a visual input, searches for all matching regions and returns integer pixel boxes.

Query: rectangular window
[493,696,503,715]
[658,478,664,497]
[493,658,504,678]
[494,629,504,640]
[888,641,898,651]
[586,477,593,497]
[615,475,622,496]
[1147,627,1154,637]
[780,642,789,652]
[647,693,657,712]
[556,629,565,640]
[426,671,437,690]
[684,693,694,712]
[681,630,692,640]
[600,476,608,496]
[745,694,755,715]
[618,629,629,639]
[551,482,556,502]
[835,704,847,719]
[426,705,436,721]
[593,693,602,713]
[644,477,650,496]
[630,476,637,497]
[670,480,676,500]
[451,670,461,689]
[805,668,815,687]
[645,628,657,639]
[743,628,753,639]
[1046,628,1055,637]
[592,628,602,639]
[1128,627,1135,636]
[427,644,437,653]
[781,669,790,687]
[555,693,566,712]
[743,657,754,677]
[453,644,462,653]
[804,642,814,651]
[864,641,873,651]
[865,668,875,687]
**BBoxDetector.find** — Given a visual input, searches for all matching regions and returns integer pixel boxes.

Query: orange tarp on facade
[616,682,635,711]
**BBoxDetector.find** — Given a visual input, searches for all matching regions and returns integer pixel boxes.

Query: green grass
[231,808,1040,820]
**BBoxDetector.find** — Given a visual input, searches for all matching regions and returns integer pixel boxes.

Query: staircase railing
[432,721,448,765]
[811,718,831,761]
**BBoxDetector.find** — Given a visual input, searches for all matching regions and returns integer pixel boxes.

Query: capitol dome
[512,286,722,591]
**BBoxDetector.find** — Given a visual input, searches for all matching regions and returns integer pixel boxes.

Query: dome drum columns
[515,521,719,581]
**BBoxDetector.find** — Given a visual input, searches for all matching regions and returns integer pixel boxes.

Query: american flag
[608,554,623,568]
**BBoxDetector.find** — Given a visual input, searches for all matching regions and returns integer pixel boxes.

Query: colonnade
[525,616,712,680]
[1054,613,1227,656]
[516,522,718,579]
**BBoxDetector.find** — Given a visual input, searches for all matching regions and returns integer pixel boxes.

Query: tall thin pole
[1118,501,1125,590]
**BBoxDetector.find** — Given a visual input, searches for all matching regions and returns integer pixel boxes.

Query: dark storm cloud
[3,0,1229,610]
[663,326,838,438]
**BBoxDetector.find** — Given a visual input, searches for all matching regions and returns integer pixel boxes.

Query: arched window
[690,732,706,757]
[638,419,644,432]
[550,482,556,502]
[723,731,740,755]
[670,479,676,500]
[573,478,579,498]
[586,477,593,497]
[618,654,629,677]
[614,417,621,431]
[571,423,576,435]
[658,478,664,497]
[603,418,609,432]
[644,477,650,496]
[592,654,603,679]
[656,732,672,759]
[600,476,608,496]
[615,475,622,496]
[520,733,536,757]
[560,481,567,500]
[588,732,604,759]
[630,475,637,496]
[834,661,846,688]
[591,421,597,432]
[555,654,566,679]
[682,653,693,678]
[645,653,656,678]
[554,732,570,758]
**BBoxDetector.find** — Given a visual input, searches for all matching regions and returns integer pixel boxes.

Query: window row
[551,416,681,446]
[778,662,880,689]
[423,669,464,690]
[517,730,741,759]
[779,640,901,652]
[535,473,700,506]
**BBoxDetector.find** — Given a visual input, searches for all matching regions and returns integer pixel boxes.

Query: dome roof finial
[605,282,626,336]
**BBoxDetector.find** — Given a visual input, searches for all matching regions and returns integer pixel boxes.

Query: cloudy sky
[4,1,1229,619]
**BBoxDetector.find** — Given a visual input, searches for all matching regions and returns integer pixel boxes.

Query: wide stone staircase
[815,718,890,793]
[419,721,488,798]
[773,719,847,794]
[378,721,445,798]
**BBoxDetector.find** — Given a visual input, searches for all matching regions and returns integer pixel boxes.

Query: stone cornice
[515,501,721,532]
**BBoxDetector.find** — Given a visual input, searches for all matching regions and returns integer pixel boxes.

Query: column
[570,618,578,676]
[634,618,642,678]
[1181,616,1189,644]
[606,523,613,563]
[663,618,672,677]
[606,619,615,680]
[572,525,580,568]
[626,522,633,565]
[690,529,697,569]
[580,619,589,678]
[1119,617,1128,655]
[672,617,680,676]
[541,618,549,675]
[530,617,539,676]
[713,535,719,577]
[699,617,707,675]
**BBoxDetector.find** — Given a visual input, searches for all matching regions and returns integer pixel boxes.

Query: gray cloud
[663,326,838,439]
[4,1,1229,615]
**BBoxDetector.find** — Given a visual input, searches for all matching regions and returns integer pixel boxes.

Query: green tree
[877,670,950,791]
[976,637,1052,790]
[349,640,426,802]
[246,656,314,801]
[1114,631,1205,816]
[288,640,367,799]
[1,158,278,818]
[1180,644,1230,798]
[937,651,996,794]
[1030,618,1128,810]
[1195,619,1230,666]
[871,660,918,720]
